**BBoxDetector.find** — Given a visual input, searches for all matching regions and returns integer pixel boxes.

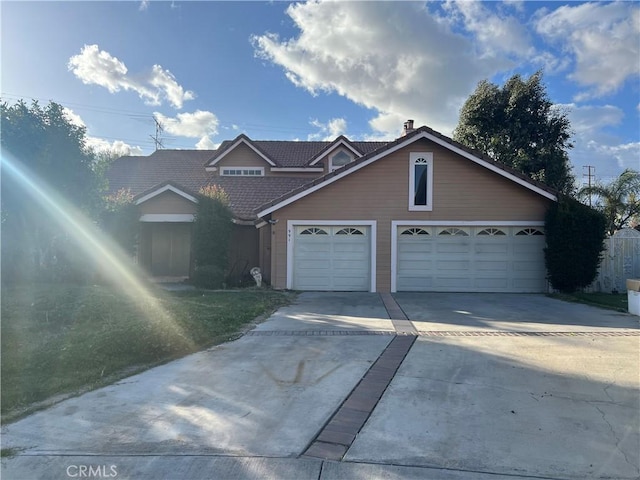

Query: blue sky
[2,1,638,183]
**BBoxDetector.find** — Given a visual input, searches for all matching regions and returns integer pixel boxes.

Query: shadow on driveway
[394,293,639,331]
[347,333,640,479]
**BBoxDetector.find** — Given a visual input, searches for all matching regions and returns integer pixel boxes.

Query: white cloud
[560,103,639,180]
[195,136,217,150]
[68,44,195,109]
[62,107,143,156]
[149,64,195,109]
[561,103,624,135]
[502,0,525,13]
[536,2,640,100]
[155,110,219,149]
[63,107,86,128]
[86,137,144,157]
[441,0,533,58]
[308,117,347,141]
[252,1,509,138]
[139,1,149,12]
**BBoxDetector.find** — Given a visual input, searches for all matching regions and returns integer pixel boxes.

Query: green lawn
[1,283,291,422]
[550,292,628,312]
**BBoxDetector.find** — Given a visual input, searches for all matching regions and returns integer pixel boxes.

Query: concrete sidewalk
[2,293,639,480]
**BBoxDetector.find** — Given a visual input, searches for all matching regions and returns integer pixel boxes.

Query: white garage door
[396,226,546,292]
[293,225,371,291]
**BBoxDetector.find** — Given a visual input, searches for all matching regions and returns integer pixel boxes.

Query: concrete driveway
[2,293,638,480]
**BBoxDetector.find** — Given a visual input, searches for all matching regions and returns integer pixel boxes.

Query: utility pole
[583,165,595,207]
[150,116,165,150]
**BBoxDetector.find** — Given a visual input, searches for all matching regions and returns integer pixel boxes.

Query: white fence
[588,228,640,293]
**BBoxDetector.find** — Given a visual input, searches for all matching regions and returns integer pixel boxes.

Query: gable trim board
[286,220,377,292]
[135,184,199,205]
[308,137,363,166]
[256,129,557,218]
[207,136,276,167]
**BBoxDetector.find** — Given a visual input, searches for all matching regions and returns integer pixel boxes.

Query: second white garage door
[395,225,547,292]
[292,225,371,291]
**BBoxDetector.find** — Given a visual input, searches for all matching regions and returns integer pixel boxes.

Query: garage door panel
[295,259,331,270]
[435,276,472,288]
[476,260,509,271]
[437,243,470,254]
[397,276,434,291]
[513,260,544,272]
[475,243,509,254]
[396,225,546,293]
[474,278,509,288]
[437,260,470,270]
[398,260,433,271]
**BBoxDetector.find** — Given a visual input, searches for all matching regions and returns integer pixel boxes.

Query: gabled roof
[108,149,213,195]
[107,152,310,221]
[205,134,387,168]
[206,134,276,167]
[307,135,364,166]
[255,126,558,218]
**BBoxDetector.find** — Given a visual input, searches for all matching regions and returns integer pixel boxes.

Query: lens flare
[1,152,193,346]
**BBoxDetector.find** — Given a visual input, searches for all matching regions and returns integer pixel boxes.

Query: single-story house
[107,120,557,292]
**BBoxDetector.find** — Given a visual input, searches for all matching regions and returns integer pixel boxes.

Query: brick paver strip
[379,292,418,334]
[302,334,417,461]
[247,330,638,337]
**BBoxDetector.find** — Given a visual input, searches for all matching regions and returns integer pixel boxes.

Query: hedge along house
[107,122,557,291]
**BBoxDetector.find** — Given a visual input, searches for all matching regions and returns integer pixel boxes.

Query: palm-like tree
[578,169,640,235]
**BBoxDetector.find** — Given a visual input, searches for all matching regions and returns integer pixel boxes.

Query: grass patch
[550,292,628,312]
[1,283,291,422]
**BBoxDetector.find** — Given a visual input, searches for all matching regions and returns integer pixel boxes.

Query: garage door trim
[390,220,545,292]
[287,220,377,292]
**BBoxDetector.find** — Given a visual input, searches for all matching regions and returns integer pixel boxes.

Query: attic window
[329,150,353,172]
[221,167,264,176]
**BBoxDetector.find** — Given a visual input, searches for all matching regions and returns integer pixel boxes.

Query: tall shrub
[192,185,233,288]
[99,188,139,256]
[544,196,607,292]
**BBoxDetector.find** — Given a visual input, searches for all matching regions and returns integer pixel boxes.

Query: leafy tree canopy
[453,71,575,194]
[1,99,100,216]
[578,169,640,235]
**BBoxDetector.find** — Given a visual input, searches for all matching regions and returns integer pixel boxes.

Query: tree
[1,99,100,282]
[454,71,575,194]
[578,169,640,236]
[1,99,100,214]
[544,196,607,293]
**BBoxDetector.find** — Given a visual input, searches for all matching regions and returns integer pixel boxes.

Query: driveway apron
[2,292,639,480]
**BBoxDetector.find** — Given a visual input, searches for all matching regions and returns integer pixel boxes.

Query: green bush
[544,196,607,293]
[99,189,138,256]
[192,265,225,289]
[192,186,233,273]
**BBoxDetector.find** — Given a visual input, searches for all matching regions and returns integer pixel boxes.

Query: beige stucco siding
[138,191,197,215]
[268,139,553,291]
